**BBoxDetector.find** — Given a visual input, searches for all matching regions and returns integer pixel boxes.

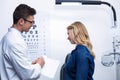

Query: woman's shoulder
[75,45,92,57]
[76,45,88,52]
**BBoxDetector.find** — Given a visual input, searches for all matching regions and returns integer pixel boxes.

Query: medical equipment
[101,36,120,67]
[22,25,43,61]
[56,0,117,28]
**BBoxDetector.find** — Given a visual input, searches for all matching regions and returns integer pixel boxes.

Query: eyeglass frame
[23,18,35,24]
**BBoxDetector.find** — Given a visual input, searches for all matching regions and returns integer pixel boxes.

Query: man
[0,4,45,80]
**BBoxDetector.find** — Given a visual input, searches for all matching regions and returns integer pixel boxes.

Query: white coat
[0,27,41,80]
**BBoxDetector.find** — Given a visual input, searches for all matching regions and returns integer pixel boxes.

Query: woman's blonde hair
[67,21,95,58]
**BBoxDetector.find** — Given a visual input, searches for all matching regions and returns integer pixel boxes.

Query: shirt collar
[8,27,24,37]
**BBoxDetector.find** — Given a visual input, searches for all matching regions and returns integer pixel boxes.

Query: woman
[63,21,95,80]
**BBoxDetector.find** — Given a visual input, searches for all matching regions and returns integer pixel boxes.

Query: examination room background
[0,0,120,80]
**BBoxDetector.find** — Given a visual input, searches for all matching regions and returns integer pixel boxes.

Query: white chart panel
[22,11,50,61]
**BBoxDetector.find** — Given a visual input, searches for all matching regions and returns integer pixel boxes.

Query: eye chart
[22,11,50,61]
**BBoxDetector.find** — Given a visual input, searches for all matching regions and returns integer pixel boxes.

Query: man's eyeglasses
[23,18,35,24]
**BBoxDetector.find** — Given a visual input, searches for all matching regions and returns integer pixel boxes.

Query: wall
[0,0,120,80]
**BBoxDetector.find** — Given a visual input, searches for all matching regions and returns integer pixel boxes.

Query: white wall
[0,0,120,80]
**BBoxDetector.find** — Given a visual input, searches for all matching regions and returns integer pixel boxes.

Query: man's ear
[19,18,24,25]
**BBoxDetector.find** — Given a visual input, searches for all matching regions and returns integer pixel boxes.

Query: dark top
[63,45,95,80]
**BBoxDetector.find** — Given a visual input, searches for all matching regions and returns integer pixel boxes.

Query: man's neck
[12,24,23,32]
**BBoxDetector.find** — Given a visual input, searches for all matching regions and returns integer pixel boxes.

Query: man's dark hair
[13,4,36,24]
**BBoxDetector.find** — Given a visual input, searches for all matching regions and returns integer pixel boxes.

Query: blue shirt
[63,45,95,80]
